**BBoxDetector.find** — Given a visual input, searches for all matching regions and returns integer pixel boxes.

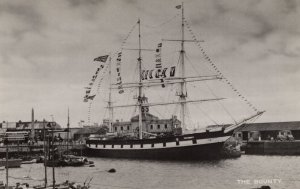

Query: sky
[0,0,299,128]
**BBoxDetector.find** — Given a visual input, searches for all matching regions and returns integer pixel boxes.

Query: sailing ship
[84,3,264,160]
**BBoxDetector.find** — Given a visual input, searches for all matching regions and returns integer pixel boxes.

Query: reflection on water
[0,155,299,189]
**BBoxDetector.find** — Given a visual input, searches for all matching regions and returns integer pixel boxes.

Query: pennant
[175,5,181,9]
[94,55,109,62]
[87,95,96,100]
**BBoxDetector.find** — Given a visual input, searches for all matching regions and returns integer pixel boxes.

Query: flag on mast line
[94,55,109,62]
[87,95,96,100]
[175,5,181,9]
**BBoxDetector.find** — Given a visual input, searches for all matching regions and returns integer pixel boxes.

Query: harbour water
[1,155,299,189]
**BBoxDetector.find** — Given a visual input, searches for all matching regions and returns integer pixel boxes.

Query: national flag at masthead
[94,55,109,62]
[175,5,181,9]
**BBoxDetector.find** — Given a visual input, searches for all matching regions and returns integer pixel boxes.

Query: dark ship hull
[85,130,234,160]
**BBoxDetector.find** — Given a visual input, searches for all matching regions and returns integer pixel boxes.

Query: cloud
[67,0,105,7]
[0,0,299,126]
[0,1,44,40]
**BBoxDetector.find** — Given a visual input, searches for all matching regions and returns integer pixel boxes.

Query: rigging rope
[184,52,237,124]
[141,13,180,28]
[191,103,220,126]
[120,22,138,51]
[87,101,92,124]
[183,18,259,113]
[88,64,109,124]
[184,103,192,130]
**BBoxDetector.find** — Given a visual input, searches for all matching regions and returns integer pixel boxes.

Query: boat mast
[51,129,55,189]
[138,19,143,139]
[5,134,8,189]
[179,2,186,130]
[31,108,35,140]
[43,119,47,188]
[67,108,69,155]
[108,56,114,132]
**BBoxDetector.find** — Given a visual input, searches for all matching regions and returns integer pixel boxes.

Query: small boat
[33,180,91,189]
[0,158,22,168]
[61,155,86,167]
[21,159,37,164]
[46,155,88,167]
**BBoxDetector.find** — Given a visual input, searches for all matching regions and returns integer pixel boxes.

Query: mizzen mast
[179,2,187,130]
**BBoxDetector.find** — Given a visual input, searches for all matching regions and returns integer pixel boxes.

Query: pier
[244,141,300,155]
[0,142,86,158]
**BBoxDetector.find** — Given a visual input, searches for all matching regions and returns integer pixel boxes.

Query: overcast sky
[0,0,299,128]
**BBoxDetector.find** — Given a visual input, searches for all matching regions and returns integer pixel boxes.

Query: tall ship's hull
[85,130,234,160]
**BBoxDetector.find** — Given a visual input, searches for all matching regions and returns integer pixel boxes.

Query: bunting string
[87,64,109,124]
[116,52,124,94]
[155,42,165,88]
[141,13,180,28]
[183,18,259,113]
[87,101,92,124]
[120,22,138,50]
[95,64,109,95]
[84,56,109,102]
[85,22,137,123]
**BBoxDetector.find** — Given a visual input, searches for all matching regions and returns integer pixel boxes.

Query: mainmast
[108,56,114,132]
[179,2,187,130]
[138,19,143,139]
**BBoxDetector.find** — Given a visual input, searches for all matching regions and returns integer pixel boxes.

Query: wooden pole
[52,129,55,189]
[43,119,47,188]
[67,108,69,155]
[5,141,8,189]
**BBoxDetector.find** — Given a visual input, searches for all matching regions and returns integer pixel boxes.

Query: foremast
[137,19,143,139]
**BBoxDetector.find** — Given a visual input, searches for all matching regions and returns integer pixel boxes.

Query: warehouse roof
[235,121,300,132]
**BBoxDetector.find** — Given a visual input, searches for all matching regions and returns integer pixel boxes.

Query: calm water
[1,155,299,189]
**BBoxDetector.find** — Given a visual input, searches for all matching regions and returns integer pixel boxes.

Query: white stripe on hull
[87,136,230,150]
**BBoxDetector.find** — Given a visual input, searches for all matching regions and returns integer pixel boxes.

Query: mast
[43,119,47,188]
[108,56,114,132]
[67,108,69,155]
[5,135,8,189]
[31,108,35,140]
[51,129,55,189]
[138,19,143,139]
[179,2,186,130]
